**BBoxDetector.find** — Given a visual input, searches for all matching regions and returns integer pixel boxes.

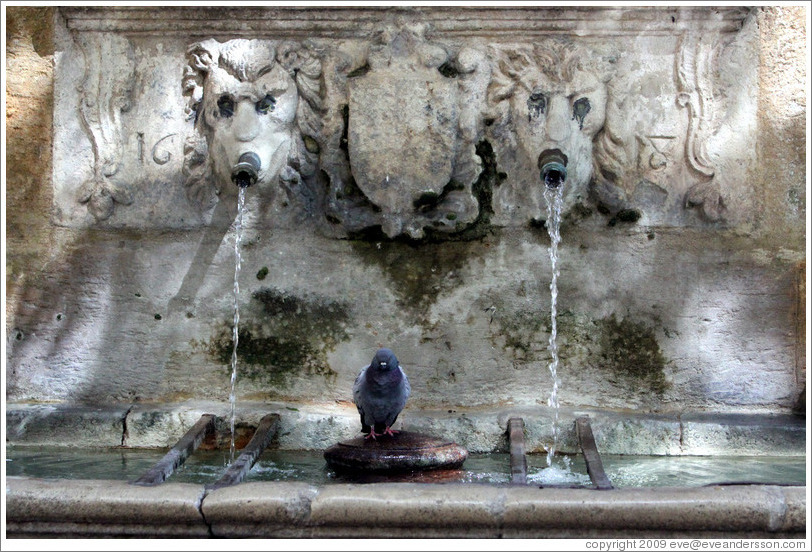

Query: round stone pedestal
[323,431,468,474]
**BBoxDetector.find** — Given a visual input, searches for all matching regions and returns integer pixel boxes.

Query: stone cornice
[60,6,751,38]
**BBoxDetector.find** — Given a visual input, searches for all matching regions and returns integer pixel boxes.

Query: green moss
[422,139,496,242]
[597,314,669,394]
[414,191,440,211]
[303,135,320,154]
[349,239,482,319]
[608,209,642,227]
[563,202,594,225]
[489,305,669,394]
[497,309,546,360]
[437,62,459,78]
[256,266,269,280]
[347,64,370,78]
[203,287,351,390]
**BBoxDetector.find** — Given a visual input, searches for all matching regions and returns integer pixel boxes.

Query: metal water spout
[231,152,261,188]
[538,148,568,190]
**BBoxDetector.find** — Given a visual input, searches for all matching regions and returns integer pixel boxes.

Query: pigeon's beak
[380,362,388,369]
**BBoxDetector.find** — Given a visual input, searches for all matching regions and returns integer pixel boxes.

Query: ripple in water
[527,454,592,487]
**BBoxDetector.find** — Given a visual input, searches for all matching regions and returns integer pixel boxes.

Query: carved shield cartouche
[348,65,458,219]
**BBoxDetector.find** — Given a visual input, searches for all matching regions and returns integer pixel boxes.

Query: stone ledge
[5,403,129,448]
[201,481,318,538]
[310,482,504,529]
[502,486,784,533]
[779,486,807,533]
[5,478,209,537]
[5,401,806,456]
[59,6,749,36]
[6,477,805,538]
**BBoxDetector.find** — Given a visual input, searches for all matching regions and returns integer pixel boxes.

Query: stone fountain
[5,5,807,538]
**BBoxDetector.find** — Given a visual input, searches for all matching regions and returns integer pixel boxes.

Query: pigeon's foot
[382,427,399,437]
[364,430,380,440]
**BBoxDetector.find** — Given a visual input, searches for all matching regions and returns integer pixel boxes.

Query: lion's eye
[527,92,547,121]
[217,95,234,118]
[256,94,276,115]
[572,97,591,130]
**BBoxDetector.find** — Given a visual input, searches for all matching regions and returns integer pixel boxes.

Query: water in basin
[5,446,805,488]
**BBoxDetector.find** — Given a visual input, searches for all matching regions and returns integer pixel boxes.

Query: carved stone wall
[48,6,761,236]
[6,6,807,419]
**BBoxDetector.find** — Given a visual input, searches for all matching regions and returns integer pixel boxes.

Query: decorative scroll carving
[182,38,323,211]
[75,33,135,221]
[677,32,725,222]
[591,74,677,216]
[324,25,489,239]
[486,39,616,225]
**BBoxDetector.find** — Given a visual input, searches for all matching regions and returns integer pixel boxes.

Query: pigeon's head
[371,348,398,371]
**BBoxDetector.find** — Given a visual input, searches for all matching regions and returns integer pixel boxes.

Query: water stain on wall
[491,307,669,394]
[204,287,351,390]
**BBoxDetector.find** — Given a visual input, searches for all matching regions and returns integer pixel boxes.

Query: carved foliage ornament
[677,32,726,222]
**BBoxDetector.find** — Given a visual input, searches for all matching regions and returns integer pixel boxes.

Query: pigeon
[352,348,411,440]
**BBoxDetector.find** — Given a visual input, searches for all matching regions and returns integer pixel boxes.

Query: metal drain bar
[206,413,280,491]
[132,414,216,486]
[576,415,613,490]
[507,417,528,485]
[507,415,614,489]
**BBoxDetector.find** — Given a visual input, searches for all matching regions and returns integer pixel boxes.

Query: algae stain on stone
[349,239,480,319]
[490,304,669,394]
[204,287,351,391]
[596,314,669,394]
[494,309,547,361]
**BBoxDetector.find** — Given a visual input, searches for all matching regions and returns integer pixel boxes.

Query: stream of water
[229,187,246,464]
[543,185,564,467]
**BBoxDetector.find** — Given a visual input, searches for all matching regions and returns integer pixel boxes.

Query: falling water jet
[228,151,261,464]
[229,187,245,464]
[539,148,567,467]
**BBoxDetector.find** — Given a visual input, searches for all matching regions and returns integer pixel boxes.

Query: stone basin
[323,431,468,473]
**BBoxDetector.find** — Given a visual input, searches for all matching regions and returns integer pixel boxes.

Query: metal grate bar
[206,413,280,491]
[508,417,528,485]
[132,414,216,486]
[576,415,613,490]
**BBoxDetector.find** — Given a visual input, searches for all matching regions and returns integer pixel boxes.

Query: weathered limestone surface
[6,477,806,538]
[6,401,806,456]
[5,477,209,537]
[5,7,808,427]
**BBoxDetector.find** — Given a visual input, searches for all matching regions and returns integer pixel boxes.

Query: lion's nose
[233,101,261,142]
[544,95,572,143]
